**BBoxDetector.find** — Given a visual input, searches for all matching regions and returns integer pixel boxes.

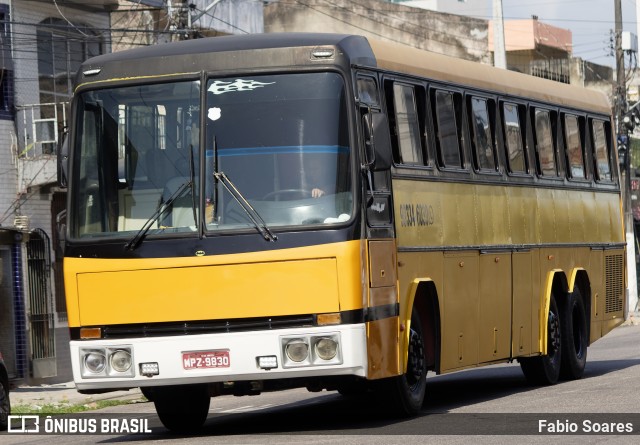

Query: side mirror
[57,127,69,188]
[363,112,393,171]
[55,209,67,259]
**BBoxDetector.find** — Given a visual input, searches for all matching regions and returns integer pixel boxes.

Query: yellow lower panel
[76,258,339,326]
[366,316,400,379]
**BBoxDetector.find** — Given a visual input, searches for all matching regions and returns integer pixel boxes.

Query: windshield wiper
[214,171,277,242]
[124,180,192,251]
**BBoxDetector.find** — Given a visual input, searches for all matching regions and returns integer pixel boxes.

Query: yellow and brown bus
[62,33,626,431]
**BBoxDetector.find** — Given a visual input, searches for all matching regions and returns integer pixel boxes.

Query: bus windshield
[71,72,352,239]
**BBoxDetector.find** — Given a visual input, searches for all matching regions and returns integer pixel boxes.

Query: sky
[490,0,637,67]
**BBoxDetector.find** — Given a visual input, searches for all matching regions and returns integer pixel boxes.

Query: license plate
[182,350,230,370]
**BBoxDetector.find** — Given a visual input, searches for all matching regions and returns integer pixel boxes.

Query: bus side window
[533,108,557,177]
[433,89,464,169]
[591,119,612,182]
[357,77,379,107]
[563,114,586,180]
[501,102,527,174]
[468,96,497,172]
[391,83,425,165]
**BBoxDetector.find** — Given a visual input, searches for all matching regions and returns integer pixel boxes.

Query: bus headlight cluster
[79,346,134,378]
[281,334,341,368]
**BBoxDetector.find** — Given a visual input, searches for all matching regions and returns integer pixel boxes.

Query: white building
[385,0,488,17]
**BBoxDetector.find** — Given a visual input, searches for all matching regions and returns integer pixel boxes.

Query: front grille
[99,315,316,339]
[605,254,624,314]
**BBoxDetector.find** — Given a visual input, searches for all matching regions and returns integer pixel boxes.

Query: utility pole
[615,0,638,318]
[492,0,507,69]
[166,0,192,40]
[615,0,626,137]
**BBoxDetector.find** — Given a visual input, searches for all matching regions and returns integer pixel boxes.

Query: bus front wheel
[519,293,562,385]
[153,384,210,432]
[559,287,588,380]
[383,309,427,416]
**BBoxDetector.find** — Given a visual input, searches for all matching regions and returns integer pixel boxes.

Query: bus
[61,33,627,431]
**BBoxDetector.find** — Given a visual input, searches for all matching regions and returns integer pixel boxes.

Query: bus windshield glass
[70,72,352,239]
[204,72,352,230]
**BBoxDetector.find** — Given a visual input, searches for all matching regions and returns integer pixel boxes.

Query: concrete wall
[264,0,490,63]
[570,57,614,105]
[390,0,488,18]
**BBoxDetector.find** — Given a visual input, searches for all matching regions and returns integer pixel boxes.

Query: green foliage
[11,398,145,414]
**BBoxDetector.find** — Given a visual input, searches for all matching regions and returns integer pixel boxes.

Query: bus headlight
[84,351,106,374]
[314,337,338,361]
[110,349,132,373]
[281,333,342,368]
[80,345,135,378]
[284,339,309,363]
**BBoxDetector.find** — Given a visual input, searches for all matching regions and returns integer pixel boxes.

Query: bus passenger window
[591,119,612,181]
[534,109,557,177]
[392,83,424,165]
[469,97,496,171]
[564,115,585,179]
[502,103,526,173]
[434,90,463,168]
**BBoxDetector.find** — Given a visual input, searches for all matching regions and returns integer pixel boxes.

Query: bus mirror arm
[57,126,69,188]
[361,165,374,206]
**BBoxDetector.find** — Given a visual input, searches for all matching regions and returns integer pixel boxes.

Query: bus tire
[519,293,562,385]
[383,309,427,416]
[153,384,210,432]
[559,287,588,380]
[0,376,10,431]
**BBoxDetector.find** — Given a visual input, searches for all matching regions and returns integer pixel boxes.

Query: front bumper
[71,324,367,390]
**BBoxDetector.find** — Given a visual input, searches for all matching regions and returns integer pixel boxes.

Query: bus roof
[77,32,611,115]
[367,39,612,114]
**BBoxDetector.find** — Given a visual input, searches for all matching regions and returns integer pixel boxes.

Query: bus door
[357,73,399,379]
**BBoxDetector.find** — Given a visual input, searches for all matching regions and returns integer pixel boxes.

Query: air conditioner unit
[13,215,30,231]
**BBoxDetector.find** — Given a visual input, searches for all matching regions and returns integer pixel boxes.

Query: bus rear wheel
[560,287,588,380]
[153,384,210,432]
[382,309,427,416]
[519,293,562,385]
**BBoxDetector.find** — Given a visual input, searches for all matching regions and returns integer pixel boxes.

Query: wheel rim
[548,309,561,362]
[406,327,425,389]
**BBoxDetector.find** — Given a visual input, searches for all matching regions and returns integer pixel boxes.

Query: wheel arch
[404,279,441,374]
[539,269,567,355]
[568,268,592,345]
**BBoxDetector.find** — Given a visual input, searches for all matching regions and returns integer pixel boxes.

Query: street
[3,322,639,444]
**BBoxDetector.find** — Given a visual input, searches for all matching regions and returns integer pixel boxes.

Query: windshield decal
[207,79,275,95]
[208,107,222,121]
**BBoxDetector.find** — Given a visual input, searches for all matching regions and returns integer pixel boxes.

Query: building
[264,0,491,63]
[385,0,488,17]
[110,0,263,53]
[0,0,264,385]
[0,0,115,385]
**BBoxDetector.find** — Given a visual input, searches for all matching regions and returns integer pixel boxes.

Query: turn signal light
[80,327,102,339]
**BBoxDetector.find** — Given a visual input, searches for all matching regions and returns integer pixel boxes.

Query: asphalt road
[3,322,639,444]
